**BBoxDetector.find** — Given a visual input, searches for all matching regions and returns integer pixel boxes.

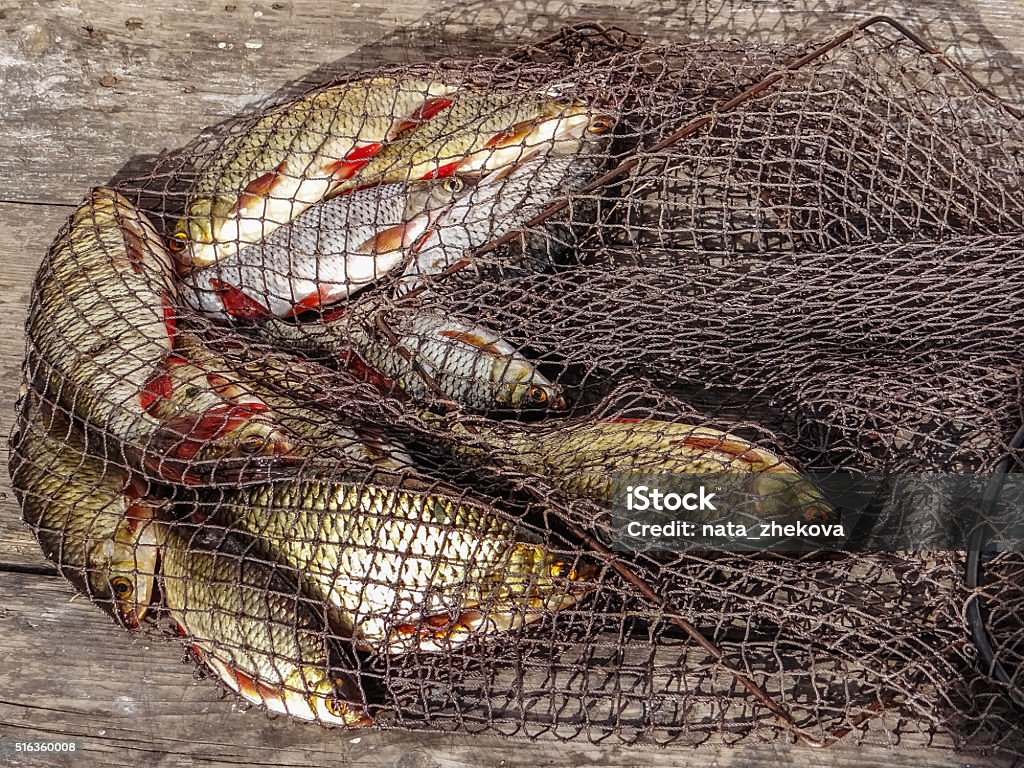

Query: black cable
[965,421,1024,708]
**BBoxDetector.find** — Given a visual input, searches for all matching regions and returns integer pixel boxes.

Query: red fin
[339,349,404,397]
[355,223,408,254]
[225,665,281,707]
[123,499,155,533]
[321,305,347,323]
[437,329,503,356]
[231,162,287,216]
[162,295,178,345]
[392,96,454,136]
[285,286,335,317]
[420,161,460,180]
[324,142,383,181]
[139,370,174,415]
[410,229,436,254]
[209,279,272,320]
[483,119,537,149]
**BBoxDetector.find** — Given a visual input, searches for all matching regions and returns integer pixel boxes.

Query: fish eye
[524,385,549,407]
[442,177,464,194]
[549,562,578,581]
[588,117,613,135]
[324,697,349,719]
[238,432,270,455]
[167,232,188,253]
[111,576,134,598]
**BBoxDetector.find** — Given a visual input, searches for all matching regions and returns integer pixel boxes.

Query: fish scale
[177,76,459,268]
[10,397,159,628]
[157,519,372,727]
[182,180,463,320]
[217,479,594,654]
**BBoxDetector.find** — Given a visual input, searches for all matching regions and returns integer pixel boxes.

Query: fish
[445,418,836,523]
[394,151,606,296]
[26,188,305,485]
[260,302,566,413]
[174,331,414,470]
[350,90,612,191]
[215,478,596,654]
[157,519,372,727]
[9,397,160,629]
[172,76,459,269]
[180,178,467,321]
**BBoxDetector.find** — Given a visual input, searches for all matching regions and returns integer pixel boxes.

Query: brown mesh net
[8,16,1024,758]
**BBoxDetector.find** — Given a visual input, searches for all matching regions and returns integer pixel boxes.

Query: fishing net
[9,16,1024,758]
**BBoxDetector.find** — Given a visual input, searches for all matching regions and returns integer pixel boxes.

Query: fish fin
[162,294,178,345]
[419,161,460,180]
[338,349,403,397]
[483,119,537,149]
[285,286,336,317]
[410,229,437,254]
[208,279,272,320]
[138,370,174,415]
[436,329,503,356]
[321,305,347,323]
[323,142,383,182]
[391,96,455,137]
[230,162,287,216]
[355,223,409,255]
[392,610,487,651]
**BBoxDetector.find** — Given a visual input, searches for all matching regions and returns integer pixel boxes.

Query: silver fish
[173,76,458,269]
[261,302,566,412]
[181,179,465,320]
[395,144,606,296]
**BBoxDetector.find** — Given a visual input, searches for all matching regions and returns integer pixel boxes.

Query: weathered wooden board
[1,0,1024,206]
[0,572,977,768]
[1,0,1022,765]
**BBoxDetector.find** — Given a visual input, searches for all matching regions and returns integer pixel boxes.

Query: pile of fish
[11,75,833,727]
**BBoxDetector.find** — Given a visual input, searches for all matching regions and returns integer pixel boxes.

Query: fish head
[269,666,373,727]
[87,497,161,629]
[503,367,568,412]
[201,406,297,463]
[305,672,374,728]
[536,548,598,610]
[171,197,232,271]
[355,176,478,258]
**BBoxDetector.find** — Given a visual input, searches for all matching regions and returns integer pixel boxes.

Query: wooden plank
[1,1,1023,205]
[0,571,986,768]
[0,202,71,569]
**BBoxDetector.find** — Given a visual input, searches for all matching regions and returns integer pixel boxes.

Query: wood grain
[0,572,974,768]
[1,0,1021,764]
